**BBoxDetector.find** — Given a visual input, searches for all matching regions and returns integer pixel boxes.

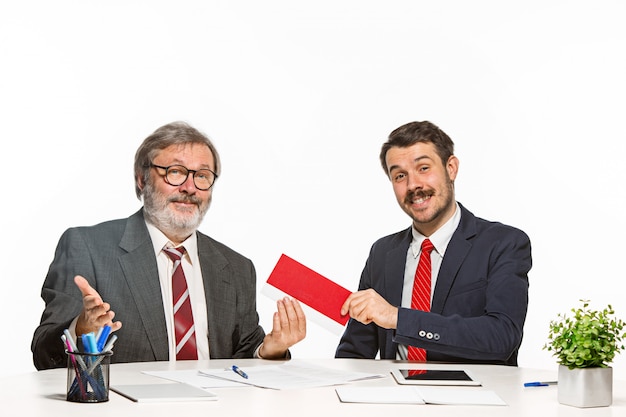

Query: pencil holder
[65,350,113,403]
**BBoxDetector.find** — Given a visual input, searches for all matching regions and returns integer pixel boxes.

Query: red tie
[163,246,198,360]
[407,239,434,362]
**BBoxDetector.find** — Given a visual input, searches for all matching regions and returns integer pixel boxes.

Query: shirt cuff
[254,343,291,359]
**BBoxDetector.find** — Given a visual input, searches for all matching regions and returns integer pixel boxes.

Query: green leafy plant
[544,300,625,369]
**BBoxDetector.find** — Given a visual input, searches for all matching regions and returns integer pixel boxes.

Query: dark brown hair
[379,121,454,175]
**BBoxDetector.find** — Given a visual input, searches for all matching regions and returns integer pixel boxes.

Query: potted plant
[544,299,625,408]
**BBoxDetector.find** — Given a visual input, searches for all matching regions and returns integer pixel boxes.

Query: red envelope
[266,254,351,325]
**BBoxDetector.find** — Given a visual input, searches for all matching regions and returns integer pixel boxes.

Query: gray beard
[142,183,210,241]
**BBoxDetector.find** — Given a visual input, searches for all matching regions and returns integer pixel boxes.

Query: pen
[524,381,558,387]
[232,365,249,379]
[97,325,112,352]
[95,326,104,344]
[63,329,86,368]
[63,329,78,352]
[86,335,117,374]
[101,334,117,353]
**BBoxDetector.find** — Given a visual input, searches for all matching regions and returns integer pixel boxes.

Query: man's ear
[136,174,145,193]
[447,155,459,181]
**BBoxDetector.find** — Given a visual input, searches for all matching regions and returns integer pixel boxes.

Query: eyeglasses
[150,163,218,190]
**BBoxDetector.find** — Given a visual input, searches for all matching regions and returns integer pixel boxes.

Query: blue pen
[232,365,249,379]
[524,381,557,387]
[96,325,112,352]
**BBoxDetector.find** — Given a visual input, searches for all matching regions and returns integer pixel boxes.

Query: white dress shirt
[146,222,210,360]
[397,202,461,359]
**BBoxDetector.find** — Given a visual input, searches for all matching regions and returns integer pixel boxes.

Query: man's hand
[260,297,306,359]
[74,275,122,335]
[340,289,398,329]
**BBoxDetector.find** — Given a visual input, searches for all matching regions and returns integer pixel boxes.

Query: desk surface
[3,359,624,416]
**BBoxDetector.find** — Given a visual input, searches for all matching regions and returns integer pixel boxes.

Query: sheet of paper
[262,254,352,335]
[143,369,247,388]
[336,386,425,404]
[199,361,385,390]
[111,383,218,402]
[335,386,507,406]
[416,386,507,406]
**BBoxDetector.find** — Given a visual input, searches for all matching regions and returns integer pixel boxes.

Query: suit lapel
[118,210,169,360]
[431,204,476,313]
[196,233,233,358]
[384,233,411,306]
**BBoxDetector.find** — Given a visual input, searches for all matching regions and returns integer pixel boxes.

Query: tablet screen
[399,369,473,381]
[391,368,481,385]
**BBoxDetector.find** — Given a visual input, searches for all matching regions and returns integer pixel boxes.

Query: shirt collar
[410,202,461,258]
[145,220,198,264]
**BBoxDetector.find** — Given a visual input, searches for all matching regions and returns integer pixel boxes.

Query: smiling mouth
[406,191,432,206]
[413,195,430,204]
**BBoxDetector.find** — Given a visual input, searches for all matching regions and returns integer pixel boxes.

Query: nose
[178,173,197,193]
[406,173,424,192]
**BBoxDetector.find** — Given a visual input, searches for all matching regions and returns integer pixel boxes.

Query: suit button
[433,333,440,340]
[426,332,433,339]
[418,330,426,337]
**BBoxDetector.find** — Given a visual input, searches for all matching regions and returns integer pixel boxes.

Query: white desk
[3,359,624,416]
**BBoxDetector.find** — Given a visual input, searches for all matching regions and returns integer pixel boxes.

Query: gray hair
[133,121,221,199]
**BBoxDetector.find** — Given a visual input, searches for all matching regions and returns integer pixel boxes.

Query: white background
[2,1,625,379]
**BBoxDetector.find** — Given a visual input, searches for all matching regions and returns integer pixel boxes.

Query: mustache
[168,194,202,206]
[405,189,433,204]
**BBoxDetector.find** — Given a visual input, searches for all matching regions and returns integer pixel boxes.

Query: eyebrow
[388,155,433,173]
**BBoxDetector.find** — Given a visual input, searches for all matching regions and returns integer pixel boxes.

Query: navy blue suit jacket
[335,203,531,366]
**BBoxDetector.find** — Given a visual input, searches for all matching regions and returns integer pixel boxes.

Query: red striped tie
[163,246,198,360]
[407,238,434,362]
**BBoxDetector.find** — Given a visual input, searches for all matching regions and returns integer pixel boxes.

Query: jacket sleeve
[31,228,91,369]
[335,247,387,359]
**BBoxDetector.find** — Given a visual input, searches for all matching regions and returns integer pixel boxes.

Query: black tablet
[391,369,481,386]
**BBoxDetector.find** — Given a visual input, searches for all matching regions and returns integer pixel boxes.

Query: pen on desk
[524,381,558,387]
[232,365,249,379]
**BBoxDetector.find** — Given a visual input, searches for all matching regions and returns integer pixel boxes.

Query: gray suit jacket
[32,209,265,370]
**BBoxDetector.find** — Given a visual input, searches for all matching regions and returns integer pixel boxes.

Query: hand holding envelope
[339,289,399,329]
[260,295,306,359]
[263,254,353,335]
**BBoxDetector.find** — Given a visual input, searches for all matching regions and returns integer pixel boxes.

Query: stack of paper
[335,386,506,406]
[199,361,385,390]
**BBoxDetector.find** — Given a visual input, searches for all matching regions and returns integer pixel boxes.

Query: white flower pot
[557,365,612,408]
